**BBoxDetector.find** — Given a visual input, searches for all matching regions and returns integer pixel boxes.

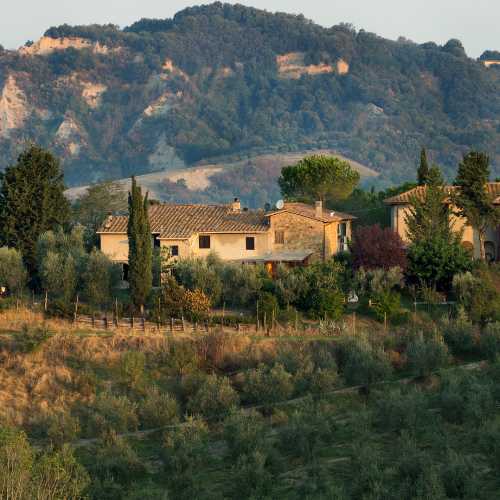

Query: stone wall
[269,212,325,260]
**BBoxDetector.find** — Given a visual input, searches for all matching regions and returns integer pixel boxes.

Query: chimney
[231,198,241,212]
[315,200,323,218]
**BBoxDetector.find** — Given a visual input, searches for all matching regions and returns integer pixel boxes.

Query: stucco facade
[98,200,355,268]
[386,186,500,261]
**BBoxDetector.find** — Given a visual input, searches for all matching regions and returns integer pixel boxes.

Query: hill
[0,2,499,188]
[65,149,378,207]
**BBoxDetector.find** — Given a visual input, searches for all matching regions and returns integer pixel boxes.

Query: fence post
[92,312,95,329]
[73,295,79,324]
[181,315,185,332]
[104,314,108,330]
[131,316,134,330]
[170,317,174,335]
[114,298,119,328]
[44,290,48,313]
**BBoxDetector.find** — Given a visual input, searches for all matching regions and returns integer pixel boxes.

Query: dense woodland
[0,2,499,187]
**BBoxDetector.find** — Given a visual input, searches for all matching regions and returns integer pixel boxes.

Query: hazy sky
[1,0,498,57]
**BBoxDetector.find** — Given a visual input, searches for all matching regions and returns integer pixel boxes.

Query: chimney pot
[231,198,241,212]
[315,200,323,218]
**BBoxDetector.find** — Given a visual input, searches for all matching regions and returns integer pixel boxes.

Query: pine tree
[406,165,471,289]
[454,151,500,260]
[406,165,453,242]
[127,177,152,312]
[417,148,430,185]
[0,145,70,276]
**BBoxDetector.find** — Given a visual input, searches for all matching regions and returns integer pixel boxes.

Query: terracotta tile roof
[266,202,356,222]
[98,203,269,238]
[384,182,500,205]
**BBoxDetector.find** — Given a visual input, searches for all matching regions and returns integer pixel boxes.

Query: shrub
[338,338,392,386]
[174,256,223,305]
[13,324,50,353]
[139,386,180,428]
[441,450,480,499]
[0,247,27,295]
[373,387,430,434]
[183,288,211,321]
[43,410,80,447]
[406,334,449,377]
[223,410,267,460]
[479,322,500,361]
[257,291,279,325]
[162,416,209,497]
[278,401,336,461]
[187,374,239,420]
[119,351,146,391]
[351,224,407,271]
[242,363,294,406]
[89,431,146,486]
[438,372,495,425]
[442,313,477,357]
[371,291,401,322]
[87,392,139,436]
[230,449,275,499]
[453,270,500,327]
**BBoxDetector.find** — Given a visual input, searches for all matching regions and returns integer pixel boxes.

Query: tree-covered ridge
[0,2,498,188]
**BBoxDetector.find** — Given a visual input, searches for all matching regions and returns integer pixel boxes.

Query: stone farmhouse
[384,183,500,261]
[98,199,355,276]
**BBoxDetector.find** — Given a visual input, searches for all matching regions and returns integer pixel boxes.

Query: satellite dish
[276,199,285,210]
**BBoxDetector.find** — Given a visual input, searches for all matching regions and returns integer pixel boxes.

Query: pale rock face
[19,36,112,56]
[277,52,334,79]
[0,75,30,138]
[336,59,350,75]
[55,115,86,157]
[81,82,107,108]
[160,58,189,81]
[148,135,185,170]
[143,91,182,117]
[276,52,349,79]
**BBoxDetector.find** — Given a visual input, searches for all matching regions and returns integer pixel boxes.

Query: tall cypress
[127,177,152,312]
[417,148,430,185]
[0,145,70,277]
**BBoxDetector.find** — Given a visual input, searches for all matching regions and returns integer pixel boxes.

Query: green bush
[230,449,275,499]
[119,351,146,391]
[162,416,209,498]
[338,338,392,386]
[13,324,50,353]
[373,387,430,434]
[223,410,267,460]
[35,409,80,447]
[88,431,146,488]
[371,291,401,322]
[139,386,180,428]
[406,334,449,377]
[441,450,480,499]
[438,372,495,425]
[241,363,294,406]
[442,314,477,357]
[86,392,139,436]
[479,322,500,362]
[187,374,239,420]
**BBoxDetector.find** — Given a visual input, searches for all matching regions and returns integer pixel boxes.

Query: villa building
[384,183,500,260]
[98,199,355,276]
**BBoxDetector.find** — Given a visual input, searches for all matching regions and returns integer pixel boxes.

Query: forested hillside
[0,2,499,186]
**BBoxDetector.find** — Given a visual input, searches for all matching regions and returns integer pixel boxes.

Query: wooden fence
[73,313,338,337]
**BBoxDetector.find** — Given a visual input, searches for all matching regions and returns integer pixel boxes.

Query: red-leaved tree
[351,225,407,270]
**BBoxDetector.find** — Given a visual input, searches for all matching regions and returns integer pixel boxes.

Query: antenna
[276,199,284,210]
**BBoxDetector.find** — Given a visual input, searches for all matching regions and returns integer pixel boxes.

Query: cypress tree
[417,148,430,185]
[454,151,500,260]
[0,145,70,277]
[127,177,152,312]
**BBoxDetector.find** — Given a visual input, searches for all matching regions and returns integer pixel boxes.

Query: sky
[1,0,498,58]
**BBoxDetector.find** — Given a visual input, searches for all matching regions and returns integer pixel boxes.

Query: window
[275,230,285,245]
[246,237,255,250]
[170,245,179,256]
[153,235,161,248]
[199,235,211,249]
